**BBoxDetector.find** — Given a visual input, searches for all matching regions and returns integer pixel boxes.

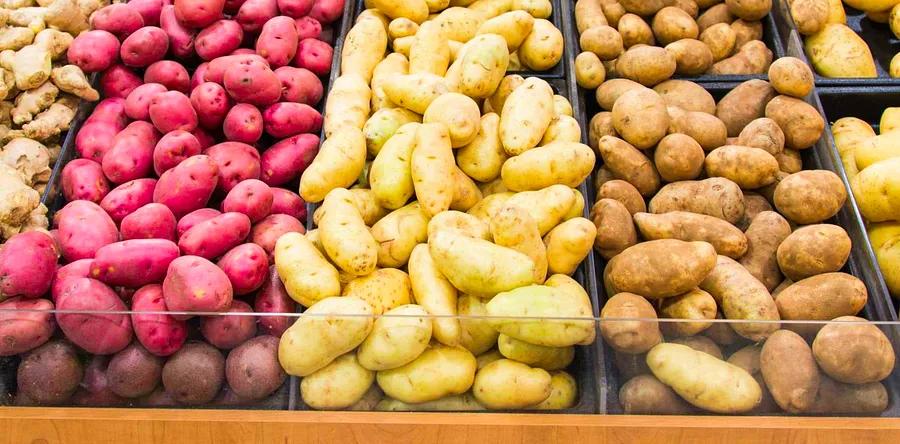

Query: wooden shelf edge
[1,407,900,443]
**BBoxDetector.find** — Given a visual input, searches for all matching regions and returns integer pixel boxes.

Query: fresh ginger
[0,26,33,51]
[11,80,56,124]
[1,137,50,185]
[2,43,51,90]
[76,0,107,16]
[22,94,75,140]
[33,28,70,58]
[50,65,96,100]
[1,0,36,9]
[8,7,46,33]
[0,68,14,100]
[45,0,87,35]
[0,162,40,240]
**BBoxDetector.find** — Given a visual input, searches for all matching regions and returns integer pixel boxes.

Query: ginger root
[0,68,14,100]
[1,137,50,185]
[22,94,75,140]
[51,65,96,100]
[2,44,51,89]
[11,80,56,124]
[8,7,46,33]
[77,0,107,16]
[0,162,40,240]
[33,27,70,58]
[20,203,48,233]
[45,0,87,35]
[2,0,36,8]
[0,26,34,51]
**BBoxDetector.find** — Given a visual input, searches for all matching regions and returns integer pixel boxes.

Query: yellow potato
[473,359,552,409]
[376,393,486,411]
[504,185,579,234]
[669,336,723,359]
[370,122,418,210]
[427,210,491,241]
[376,344,477,403]
[449,167,484,212]
[513,0,551,17]
[304,228,325,255]
[565,188,586,220]
[371,202,429,268]
[532,370,577,410]
[392,35,414,57]
[300,129,366,203]
[804,24,877,78]
[409,21,450,76]
[497,334,574,370]
[409,244,461,346]
[490,205,548,283]
[279,296,374,376]
[853,157,900,222]
[699,255,780,341]
[553,94,574,116]
[517,18,563,71]
[488,74,525,112]
[371,53,410,111]
[458,294,500,355]
[544,274,596,345]
[274,232,341,308]
[469,0,514,19]
[575,51,607,89]
[647,343,762,414]
[323,74,371,138]
[357,8,390,28]
[388,17,419,39]
[433,7,484,41]
[500,141,595,191]
[341,16,388,82]
[411,123,456,216]
[456,34,509,99]
[382,73,450,114]
[477,11,534,52]
[499,77,554,155]
[486,284,595,347]
[659,288,717,337]
[358,304,432,371]
[301,353,375,410]
[853,130,900,170]
[318,188,378,276]
[880,107,900,132]
[467,191,514,222]
[429,230,536,296]
[543,217,596,275]
[371,0,429,22]
[363,108,420,158]
[456,113,508,182]
[342,268,413,315]
[423,93,481,147]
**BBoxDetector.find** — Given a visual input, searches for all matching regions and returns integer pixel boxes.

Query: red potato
[77,99,128,162]
[153,154,219,217]
[129,0,165,26]
[236,0,278,32]
[250,213,304,260]
[260,133,318,185]
[308,0,344,24]
[56,278,133,355]
[174,0,225,28]
[262,102,322,138]
[232,48,257,55]
[149,91,198,133]
[269,188,306,220]
[256,16,299,68]
[254,267,295,335]
[61,159,111,203]
[120,203,177,241]
[274,66,323,105]
[163,255,234,317]
[225,0,248,13]
[294,38,332,76]
[100,178,158,223]
[91,4,145,39]
[223,63,281,106]
[294,16,321,40]
[178,212,252,259]
[200,300,256,349]
[55,200,118,262]
[204,54,268,84]
[176,208,221,238]
[223,103,263,143]
[153,130,202,175]
[190,82,231,130]
[0,298,54,356]
[89,239,180,287]
[204,141,261,192]
[195,20,244,61]
[67,30,120,73]
[88,97,129,127]
[222,179,273,223]
[0,231,56,298]
[131,284,188,356]
[100,65,144,99]
[52,259,93,302]
[191,62,210,90]
[217,244,267,295]
[160,5,196,59]
[120,26,170,67]
[102,121,161,184]
[193,127,216,149]
[278,0,313,17]
[144,61,190,93]
[125,83,167,121]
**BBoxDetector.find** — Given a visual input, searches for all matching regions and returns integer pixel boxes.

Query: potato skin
[605,240,717,299]
[715,79,775,137]
[500,142,595,191]
[667,106,729,151]
[543,217,597,275]
[634,211,748,259]
[472,359,552,409]
[736,117,785,155]
[499,77,554,155]
[649,178,745,224]
[765,95,825,150]
[597,180,646,215]
[760,329,819,413]
[654,133,705,182]
[653,80,716,114]
[598,135,661,196]
[812,316,895,384]
[699,255,780,341]
[615,45,677,87]
[518,19,563,71]
[600,292,663,353]
[659,289,717,337]
[773,170,846,224]
[590,198,639,259]
[17,340,83,405]
[618,13,655,48]
[776,224,851,281]
[619,374,694,414]
[739,211,791,291]
[768,57,814,98]
[651,7,699,45]
[704,145,780,190]
[775,273,867,336]
[580,25,623,60]
[665,39,714,76]
[700,23,736,62]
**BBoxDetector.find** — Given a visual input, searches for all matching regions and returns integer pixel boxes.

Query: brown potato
[619,0,668,17]
[672,0,699,17]
[605,239,718,299]
[575,0,608,33]
[699,255,780,341]
[668,336,723,359]
[737,191,774,230]
[768,57,814,98]
[776,224,850,281]
[704,145,780,189]
[653,80,716,114]
[771,278,792,297]
[809,376,889,415]
[668,106,728,150]
[659,288,717,337]
[700,23,737,62]
[598,135,661,196]
[812,316,895,384]
[703,312,745,346]
[634,211,748,258]
[765,95,825,149]
[649,177,745,224]
[725,0,771,21]
[774,149,802,173]
[773,170,846,224]
[739,211,790,291]
[727,343,762,374]
[600,292,663,353]
[596,78,647,110]
[697,3,733,33]
[736,117,785,155]
[614,350,651,380]
[615,45,678,87]
[652,7,699,45]
[612,88,670,149]
[760,329,819,413]
[709,40,773,75]
[716,79,776,137]
[590,198,638,259]
[618,13,655,48]
[665,38,715,76]
[790,0,828,36]
[758,170,789,203]
[654,134,705,182]
[580,25,624,60]
[732,19,764,47]
[588,111,618,150]
[775,273,868,336]
[601,0,627,26]
[594,165,616,191]
[575,52,606,89]
[619,374,694,414]
[598,180,647,215]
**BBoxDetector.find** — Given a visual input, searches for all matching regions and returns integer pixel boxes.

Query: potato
[455,113,507,183]
[279,296,374,376]
[598,136,661,197]
[409,21,450,76]
[597,180,646,215]
[804,24,876,78]
[412,123,456,216]
[773,170,846,224]
[758,329,819,413]
[809,375,888,415]
[376,393,486,411]
[17,340,83,405]
[812,316,895,384]
[700,23,736,62]
[612,89,671,152]
[738,192,775,229]
[487,75,524,114]
[619,374,694,414]
[590,198,638,259]
[854,129,900,171]
[653,80,715,115]
[704,145,780,189]
[647,343,761,413]
[518,19,563,71]
[699,255,780,341]
[767,57,814,99]
[500,142,595,192]
[342,16,388,82]
[633,212,747,259]
[382,73,450,114]
[429,230,535,296]
[367,203,427,268]
[715,79,775,137]
[489,206,548,283]
[600,292,663,353]
[697,3,733,32]
[486,284,595,347]
[667,106,728,151]
[501,185,577,234]
[363,108,420,157]
[422,93,480,148]
[161,341,224,406]
[668,336,723,359]
[765,95,824,150]
[775,273,867,337]
[372,0,428,22]
[553,95,574,117]
[497,334,573,370]
[408,244,461,346]
[654,134,705,182]
[477,11,533,52]
[575,0,608,33]
[575,52,606,89]
[649,178,745,224]
[543,217,596,275]
[500,77,554,155]
[664,38,714,76]
[659,289,717,337]
[595,78,646,111]
[473,359,552,409]
[776,224,850,281]
[457,295,500,355]
[317,189,378,276]
[615,46,677,87]
[606,240,717,299]
[540,115,582,145]
[651,6,699,45]
[531,370,577,410]
[618,14,655,48]
[341,269,411,316]
[739,211,791,291]
[299,352,374,410]
[299,127,366,203]
[455,35,509,99]
[376,344,476,403]
[427,210,491,240]
[580,25,623,60]
[736,117,785,155]
[368,123,417,209]
[710,39,774,75]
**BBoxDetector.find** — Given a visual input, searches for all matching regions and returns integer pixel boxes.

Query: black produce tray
[773,1,900,85]
[575,77,900,415]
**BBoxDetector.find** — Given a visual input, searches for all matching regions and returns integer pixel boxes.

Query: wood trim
[1,408,899,444]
